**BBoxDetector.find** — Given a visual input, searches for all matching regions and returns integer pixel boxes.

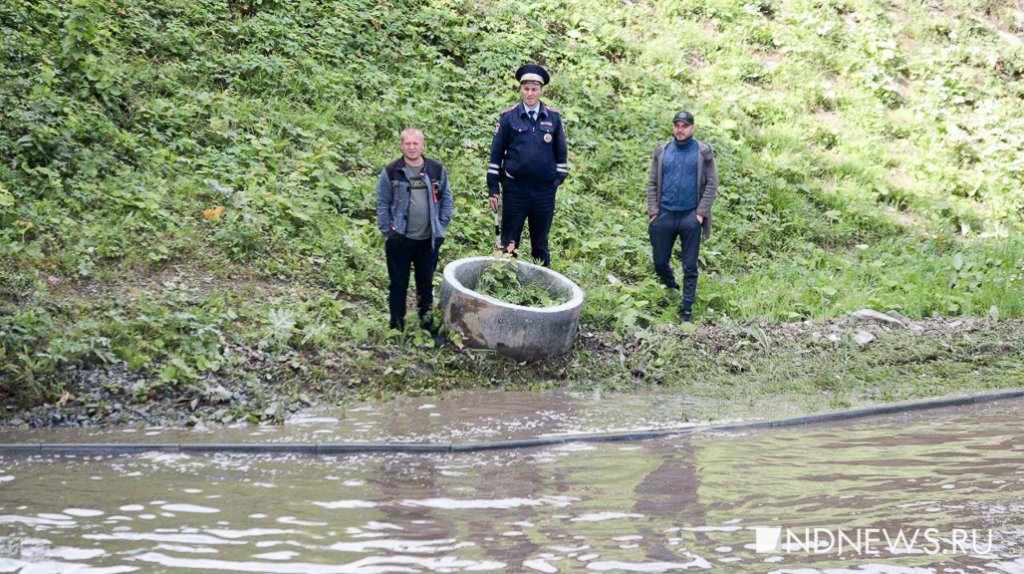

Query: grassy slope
[1,0,1023,416]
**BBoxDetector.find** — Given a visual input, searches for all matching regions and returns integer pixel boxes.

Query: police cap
[515,64,550,86]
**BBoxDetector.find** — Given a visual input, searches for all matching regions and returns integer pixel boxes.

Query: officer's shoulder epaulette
[545,106,561,114]
[500,105,518,116]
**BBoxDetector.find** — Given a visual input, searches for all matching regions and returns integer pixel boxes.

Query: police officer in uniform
[487,64,568,267]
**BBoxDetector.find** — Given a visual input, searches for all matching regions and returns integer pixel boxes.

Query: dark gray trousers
[649,208,701,312]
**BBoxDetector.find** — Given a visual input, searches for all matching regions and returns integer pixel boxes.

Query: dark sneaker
[664,280,680,291]
[679,310,693,323]
[389,318,405,331]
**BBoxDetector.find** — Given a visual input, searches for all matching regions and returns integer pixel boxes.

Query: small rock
[852,309,906,329]
[204,385,233,404]
[827,333,842,342]
[885,310,910,323]
[854,331,876,346]
[948,320,963,328]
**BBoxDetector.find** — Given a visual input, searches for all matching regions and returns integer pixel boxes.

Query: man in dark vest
[376,127,455,331]
[646,111,719,323]
[487,64,568,267]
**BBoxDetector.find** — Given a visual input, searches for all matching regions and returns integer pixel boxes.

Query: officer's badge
[543,133,553,143]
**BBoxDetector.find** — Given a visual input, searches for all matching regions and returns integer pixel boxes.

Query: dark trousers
[501,179,556,266]
[649,208,701,312]
[385,236,440,329]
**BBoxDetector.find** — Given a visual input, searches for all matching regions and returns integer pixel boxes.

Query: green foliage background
[1,0,1023,407]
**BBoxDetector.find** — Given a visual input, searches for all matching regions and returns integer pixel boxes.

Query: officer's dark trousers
[649,208,701,313]
[385,236,440,330]
[501,179,556,266]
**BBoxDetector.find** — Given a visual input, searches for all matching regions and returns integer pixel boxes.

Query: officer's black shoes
[389,318,405,331]
[418,315,445,347]
[679,309,694,324]
[419,317,436,334]
[663,279,681,291]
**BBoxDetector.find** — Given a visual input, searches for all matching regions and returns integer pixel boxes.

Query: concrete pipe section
[440,256,585,361]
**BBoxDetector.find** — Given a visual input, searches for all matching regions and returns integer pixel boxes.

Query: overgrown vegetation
[1,0,1023,417]
[475,257,569,307]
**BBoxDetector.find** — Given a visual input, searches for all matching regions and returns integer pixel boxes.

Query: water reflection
[0,400,1022,572]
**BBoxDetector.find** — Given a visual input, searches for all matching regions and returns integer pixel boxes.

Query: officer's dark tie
[528,110,536,123]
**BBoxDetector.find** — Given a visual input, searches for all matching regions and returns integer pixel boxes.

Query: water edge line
[2,389,1022,456]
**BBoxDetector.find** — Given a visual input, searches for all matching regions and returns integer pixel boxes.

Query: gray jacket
[376,156,454,247]
[646,139,718,239]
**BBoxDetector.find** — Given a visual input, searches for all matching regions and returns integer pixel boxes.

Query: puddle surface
[1,396,1023,572]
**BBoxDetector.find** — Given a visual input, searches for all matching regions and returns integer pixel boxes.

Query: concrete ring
[440,257,585,361]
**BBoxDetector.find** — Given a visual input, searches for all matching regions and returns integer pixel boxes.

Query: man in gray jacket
[376,127,454,331]
[646,111,718,323]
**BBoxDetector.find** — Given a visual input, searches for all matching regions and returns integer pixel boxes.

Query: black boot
[419,314,445,347]
[419,314,436,334]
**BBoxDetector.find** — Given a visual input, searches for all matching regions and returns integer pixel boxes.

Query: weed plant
[474,257,569,307]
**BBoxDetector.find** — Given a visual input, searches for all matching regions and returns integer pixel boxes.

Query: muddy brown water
[1,392,1022,573]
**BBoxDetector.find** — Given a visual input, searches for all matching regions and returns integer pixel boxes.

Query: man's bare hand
[489,195,501,212]
[696,214,704,224]
[649,214,657,223]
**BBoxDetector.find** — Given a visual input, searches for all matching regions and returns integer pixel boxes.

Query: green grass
[2,0,1023,413]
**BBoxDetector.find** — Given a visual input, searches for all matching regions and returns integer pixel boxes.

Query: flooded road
[1,393,1022,573]
[0,391,709,446]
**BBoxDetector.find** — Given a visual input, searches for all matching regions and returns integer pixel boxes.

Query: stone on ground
[852,309,907,329]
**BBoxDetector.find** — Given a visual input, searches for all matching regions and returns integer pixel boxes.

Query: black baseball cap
[673,111,695,125]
